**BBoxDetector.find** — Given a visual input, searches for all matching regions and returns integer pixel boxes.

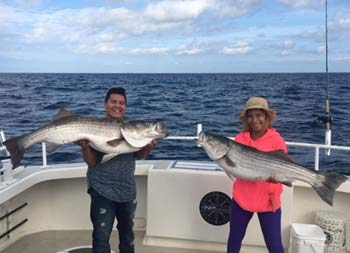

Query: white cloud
[144,0,210,21]
[0,0,263,57]
[210,0,262,18]
[177,47,204,55]
[222,42,253,55]
[32,26,46,38]
[144,0,262,21]
[63,33,81,43]
[0,0,348,72]
[128,47,170,55]
[277,0,323,9]
[15,0,43,7]
[296,28,324,43]
[77,43,122,54]
[0,3,35,22]
[317,45,325,54]
[282,40,295,49]
[281,50,289,56]
[330,17,350,31]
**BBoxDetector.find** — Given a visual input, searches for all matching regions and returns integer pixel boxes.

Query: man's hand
[76,140,90,150]
[146,139,157,149]
[136,139,157,159]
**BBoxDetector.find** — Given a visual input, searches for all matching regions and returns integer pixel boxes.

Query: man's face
[104,94,127,120]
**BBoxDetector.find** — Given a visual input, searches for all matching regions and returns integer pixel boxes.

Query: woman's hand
[266,176,278,184]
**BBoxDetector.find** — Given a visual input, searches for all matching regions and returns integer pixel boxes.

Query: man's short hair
[105,87,127,104]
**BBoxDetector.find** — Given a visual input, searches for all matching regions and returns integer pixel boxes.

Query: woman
[227,97,287,253]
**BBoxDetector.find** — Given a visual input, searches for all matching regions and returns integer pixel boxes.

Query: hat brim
[240,107,276,122]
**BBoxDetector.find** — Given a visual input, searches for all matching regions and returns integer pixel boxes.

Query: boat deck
[1,230,221,253]
[0,161,349,253]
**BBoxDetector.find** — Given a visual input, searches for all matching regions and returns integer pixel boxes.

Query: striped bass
[4,109,167,168]
[196,131,347,206]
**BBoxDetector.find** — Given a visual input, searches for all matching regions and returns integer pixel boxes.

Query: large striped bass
[196,131,347,206]
[4,109,167,168]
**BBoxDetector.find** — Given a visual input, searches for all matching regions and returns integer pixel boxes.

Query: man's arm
[76,140,98,167]
[135,140,157,159]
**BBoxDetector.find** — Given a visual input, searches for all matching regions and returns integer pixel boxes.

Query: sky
[0,0,349,73]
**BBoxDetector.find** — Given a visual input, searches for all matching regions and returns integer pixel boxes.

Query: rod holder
[325,129,331,156]
[1,159,16,185]
[0,130,10,157]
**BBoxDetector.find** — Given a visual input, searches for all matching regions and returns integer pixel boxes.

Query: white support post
[325,129,331,156]
[42,143,48,168]
[196,124,202,147]
[314,147,320,171]
[197,123,202,136]
[0,130,10,157]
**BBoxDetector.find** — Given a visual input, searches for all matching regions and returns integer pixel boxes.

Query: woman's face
[246,109,269,134]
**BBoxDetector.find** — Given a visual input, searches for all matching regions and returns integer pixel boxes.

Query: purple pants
[227,198,284,253]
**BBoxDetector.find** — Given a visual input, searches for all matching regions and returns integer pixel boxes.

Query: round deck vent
[199,191,231,226]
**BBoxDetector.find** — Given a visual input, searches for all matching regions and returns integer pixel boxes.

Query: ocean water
[0,73,349,174]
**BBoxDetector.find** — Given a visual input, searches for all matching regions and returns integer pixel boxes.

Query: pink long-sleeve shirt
[233,128,288,212]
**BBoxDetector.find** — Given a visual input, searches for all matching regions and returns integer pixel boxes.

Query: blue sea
[0,73,349,174]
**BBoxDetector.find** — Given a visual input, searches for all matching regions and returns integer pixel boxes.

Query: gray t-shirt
[87,150,136,202]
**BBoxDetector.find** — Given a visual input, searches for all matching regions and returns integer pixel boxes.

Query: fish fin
[121,128,152,148]
[281,181,293,187]
[219,157,236,181]
[224,170,235,181]
[3,137,25,169]
[267,150,293,162]
[45,142,63,153]
[311,172,348,206]
[101,153,119,163]
[106,139,123,147]
[224,156,236,168]
[53,109,78,121]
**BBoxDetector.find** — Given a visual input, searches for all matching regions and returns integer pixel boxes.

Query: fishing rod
[314,0,332,155]
[324,0,332,156]
[323,0,332,155]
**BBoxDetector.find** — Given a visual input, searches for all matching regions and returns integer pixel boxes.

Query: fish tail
[312,172,348,206]
[3,137,25,169]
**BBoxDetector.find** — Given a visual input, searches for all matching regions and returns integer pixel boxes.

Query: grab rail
[0,219,28,240]
[0,203,28,221]
[0,202,28,240]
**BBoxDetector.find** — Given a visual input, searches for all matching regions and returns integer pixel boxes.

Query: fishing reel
[313,113,333,125]
[312,113,333,156]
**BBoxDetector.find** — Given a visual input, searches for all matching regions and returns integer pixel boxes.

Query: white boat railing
[165,124,350,172]
[2,125,350,171]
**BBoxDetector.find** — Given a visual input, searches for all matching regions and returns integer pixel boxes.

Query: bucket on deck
[315,211,347,253]
[291,223,326,253]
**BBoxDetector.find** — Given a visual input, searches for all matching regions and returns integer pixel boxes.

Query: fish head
[196,131,230,161]
[121,121,168,148]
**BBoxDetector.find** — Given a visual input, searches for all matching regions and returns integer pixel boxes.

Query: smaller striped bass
[196,131,347,206]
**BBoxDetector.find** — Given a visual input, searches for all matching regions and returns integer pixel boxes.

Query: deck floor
[1,230,222,253]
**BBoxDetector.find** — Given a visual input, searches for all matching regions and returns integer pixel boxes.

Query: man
[77,87,156,253]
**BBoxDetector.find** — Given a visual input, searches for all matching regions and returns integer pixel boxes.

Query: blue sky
[0,0,349,73]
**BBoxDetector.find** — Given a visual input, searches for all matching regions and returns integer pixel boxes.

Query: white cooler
[291,223,326,253]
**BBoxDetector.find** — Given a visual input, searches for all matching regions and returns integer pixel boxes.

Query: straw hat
[239,97,277,123]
